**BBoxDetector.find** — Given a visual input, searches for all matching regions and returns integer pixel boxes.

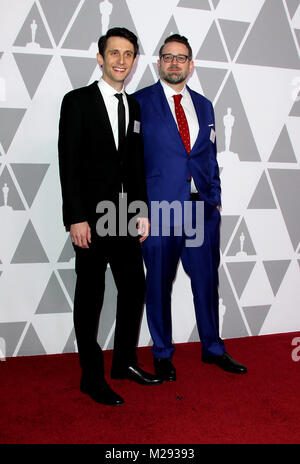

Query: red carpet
[0,332,300,444]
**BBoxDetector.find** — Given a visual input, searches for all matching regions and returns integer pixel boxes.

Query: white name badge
[134,120,141,133]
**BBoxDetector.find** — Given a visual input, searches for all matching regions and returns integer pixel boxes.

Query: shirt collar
[98,78,125,97]
[160,79,187,99]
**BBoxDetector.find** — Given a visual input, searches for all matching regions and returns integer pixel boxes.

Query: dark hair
[98,27,139,58]
[159,34,193,60]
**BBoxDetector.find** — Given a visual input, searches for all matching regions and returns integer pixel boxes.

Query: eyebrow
[108,48,134,54]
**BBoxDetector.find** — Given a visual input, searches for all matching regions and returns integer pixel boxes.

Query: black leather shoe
[154,358,176,381]
[202,352,247,374]
[111,364,163,385]
[80,380,124,406]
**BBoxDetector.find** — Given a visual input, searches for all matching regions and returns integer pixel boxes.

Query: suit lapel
[89,81,117,150]
[151,81,184,145]
[187,86,210,153]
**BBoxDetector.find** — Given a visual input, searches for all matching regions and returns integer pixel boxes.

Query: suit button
[186,178,191,183]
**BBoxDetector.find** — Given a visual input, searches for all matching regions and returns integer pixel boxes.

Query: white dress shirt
[160,79,200,193]
[98,78,129,150]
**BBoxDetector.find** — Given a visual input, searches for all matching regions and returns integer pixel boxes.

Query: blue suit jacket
[133,81,221,210]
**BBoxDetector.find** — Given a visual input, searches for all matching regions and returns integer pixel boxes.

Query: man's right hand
[70,222,91,248]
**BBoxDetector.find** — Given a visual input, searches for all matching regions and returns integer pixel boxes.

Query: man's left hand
[137,217,150,242]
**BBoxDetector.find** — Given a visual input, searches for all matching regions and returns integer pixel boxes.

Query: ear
[97,53,104,67]
[189,60,194,74]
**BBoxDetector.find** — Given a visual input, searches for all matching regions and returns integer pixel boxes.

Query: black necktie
[115,93,125,151]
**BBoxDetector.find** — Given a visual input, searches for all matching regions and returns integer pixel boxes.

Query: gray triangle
[10,163,49,207]
[0,108,26,153]
[227,218,256,257]
[36,272,72,314]
[289,96,300,116]
[58,268,76,303]
[63,327,77,353]
[13,3,52,49]
[153,16,180,56]
[242,305,271,336]
[188,323,200,342]
[177,0,211,10]
[263,260,290,296]
[237,0,299,69]
[269,126,297,163]
[195,66,227,101]
[226,261,255,298]
[63,0,144,54]
[247,171,277,209]
[268,169,300,250]
[220,215,240,254]
[13,53,52,99]
[211,0,221,8]
[219,19,250,60]
[17,324,47,356]
[97,267,117,349]
[61,56,97,89]
[214,73,261,162]
[218,265,249,339]
[39,0,81,45]
[286,0,300,19]
[135,65,157,92]
[58,236,75,262]
[0,166,26,210]
[11,220,49,263]
[0,322,26,357]
[196,21,228,62]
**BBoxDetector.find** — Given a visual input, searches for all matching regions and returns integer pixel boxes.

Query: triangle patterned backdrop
[0,0,299,357]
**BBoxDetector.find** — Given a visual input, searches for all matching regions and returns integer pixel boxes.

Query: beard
[159,67,188,85]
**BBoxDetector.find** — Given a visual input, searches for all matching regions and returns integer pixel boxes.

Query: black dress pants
[73,232,146,384]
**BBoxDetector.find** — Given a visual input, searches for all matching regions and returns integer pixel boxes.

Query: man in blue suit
[134,34,247,380]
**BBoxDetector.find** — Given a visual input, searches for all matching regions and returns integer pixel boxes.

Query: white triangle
[7,55,71,163]
[292,3,300,28]
[260,260,300,334]
[173,8,213,58]
[216,0,265,22]
[30,162,68,263]
[0,52,31,108]
[126,55,153,94]
[244,209,295,259]
[220,162,262,214]
[239,261,274,306]
[0,0,33,47]
[0,212,28,264]
[32,313,73,354]
[233,65,299,161]
[0,264,51,322]
[126,0,180,55]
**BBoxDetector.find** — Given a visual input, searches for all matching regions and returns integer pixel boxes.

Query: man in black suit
[58,27,162,406]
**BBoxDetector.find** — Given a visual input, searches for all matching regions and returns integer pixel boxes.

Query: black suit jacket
[58,81,148,228]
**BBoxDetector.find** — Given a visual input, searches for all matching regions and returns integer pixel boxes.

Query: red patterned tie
[173,94,191,154]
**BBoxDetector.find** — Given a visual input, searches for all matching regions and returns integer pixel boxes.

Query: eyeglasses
[160,54,189,63]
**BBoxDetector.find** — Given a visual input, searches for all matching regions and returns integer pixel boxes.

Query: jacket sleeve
[58,92,88,228]
[208,102,222,207]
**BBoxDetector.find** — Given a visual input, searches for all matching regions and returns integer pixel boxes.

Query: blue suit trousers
[142,201,225,359]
